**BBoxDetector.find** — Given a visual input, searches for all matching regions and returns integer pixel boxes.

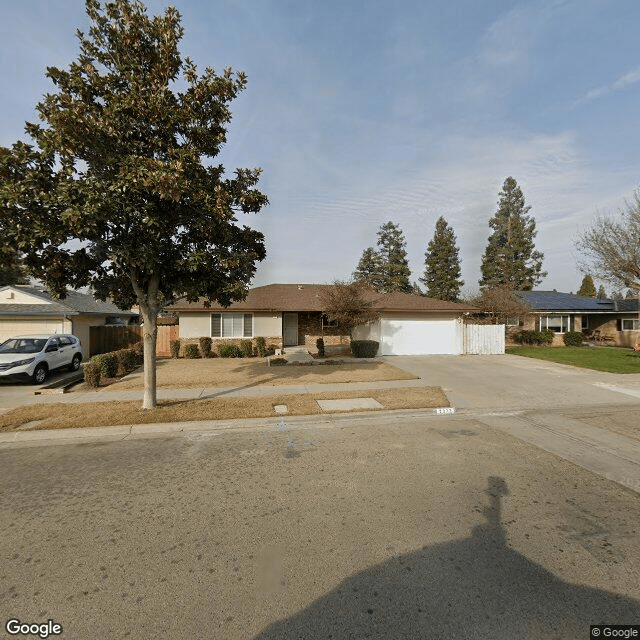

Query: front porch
[282,311,351,353]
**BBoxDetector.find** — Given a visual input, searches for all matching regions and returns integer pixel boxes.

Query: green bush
[170,339,181,358]
[199,336,212,358]
[115,348,137,375]
[255,336,266,357]
[219,343,243,358]
[316,337,325,357]
[184,343,200,359]
[513,330,554,346]
[131,341,144,365]
[83,362,101,387]
[240,339,254,357]
[91,353,118,378]
[563,331,584,346]
[350,340,379,358]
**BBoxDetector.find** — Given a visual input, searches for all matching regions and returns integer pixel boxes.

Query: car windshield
[0,338,47,354]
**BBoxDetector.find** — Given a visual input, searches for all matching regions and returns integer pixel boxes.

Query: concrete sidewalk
[3,377,432,406]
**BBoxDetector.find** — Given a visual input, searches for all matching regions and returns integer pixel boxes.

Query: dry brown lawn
[0,387,448,432]
[89,358,417,391]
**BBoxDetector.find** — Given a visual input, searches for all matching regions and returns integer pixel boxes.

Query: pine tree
[625,288,635,299]
[419,216,463,301]
[597,284,607,299]
[577,275,597,297]
[376,221,412,293]
[479,177,546,291]
[353,247,384,291]
[612,290,624,300]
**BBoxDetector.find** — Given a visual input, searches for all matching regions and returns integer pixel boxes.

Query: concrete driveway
[385,353,640,411]
[0,369,80,412]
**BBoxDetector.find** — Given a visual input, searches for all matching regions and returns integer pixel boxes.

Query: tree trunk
[131,272,161,410]
[139,303,159,409]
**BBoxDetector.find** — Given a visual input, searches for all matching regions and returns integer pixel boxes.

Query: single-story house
[170,283,479,356]
[514,291,640,347]
[0,285,139,355]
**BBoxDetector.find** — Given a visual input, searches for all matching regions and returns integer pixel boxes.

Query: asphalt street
[1,354,640,639]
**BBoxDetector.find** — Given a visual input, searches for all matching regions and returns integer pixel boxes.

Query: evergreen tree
[376,221,412,293]
[597,284,607,299]
[612,290,624,300]
[577,275,597,297]
[479,177,546,291]
[419,216,463,301]
[353,247,384,291]
[411,281,423,296]
[625,288,636,299]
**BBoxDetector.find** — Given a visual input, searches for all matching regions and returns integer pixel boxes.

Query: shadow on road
[253,476,640,639]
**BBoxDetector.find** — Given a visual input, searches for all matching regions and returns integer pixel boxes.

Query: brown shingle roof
[169,284,478,314]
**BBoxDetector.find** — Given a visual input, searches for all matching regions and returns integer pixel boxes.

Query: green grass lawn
[506,346,640,373]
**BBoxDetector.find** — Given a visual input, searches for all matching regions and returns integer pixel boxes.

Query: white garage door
[380,318,463,355]
[0,319,65,344]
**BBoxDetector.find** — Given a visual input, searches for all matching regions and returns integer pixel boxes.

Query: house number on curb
[433,407,456,415]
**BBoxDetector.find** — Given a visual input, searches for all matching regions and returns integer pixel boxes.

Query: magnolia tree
[0,0,268,408]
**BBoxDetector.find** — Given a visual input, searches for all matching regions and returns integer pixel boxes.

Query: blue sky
[2,0,639,295]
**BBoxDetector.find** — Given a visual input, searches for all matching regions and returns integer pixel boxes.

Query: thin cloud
[582,65,640,102]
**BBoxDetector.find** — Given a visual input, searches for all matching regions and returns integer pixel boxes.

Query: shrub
[199,336,212,358]
[219,343,243,358]
[316,337,325,357]
[115,348,137,375]
[563,331,584,347]
[240,339,254,357]
[269,357,288,366]
[131,341,144,365]
[170,339,181,358]
[83,362,101,387]
[513,330,554,346]
[184,343,200,359]
[350,340,379,358]
[91,353,118,378]
[255,336,267,357]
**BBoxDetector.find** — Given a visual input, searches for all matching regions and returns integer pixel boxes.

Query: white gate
[464,324,505,354]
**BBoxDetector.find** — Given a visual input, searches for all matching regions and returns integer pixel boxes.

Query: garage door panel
[380,318,462,355]
[0,319,65,344]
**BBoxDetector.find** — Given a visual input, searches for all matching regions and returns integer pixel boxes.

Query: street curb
[0,407,460,448]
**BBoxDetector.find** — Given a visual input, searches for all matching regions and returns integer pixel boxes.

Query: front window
[621,318,640,331]
[211,313,252,338]
[539,315,570,333]
[0,338,47,354]
[581,316,589,330]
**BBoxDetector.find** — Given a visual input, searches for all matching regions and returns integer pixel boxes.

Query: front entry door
[283,313,299,346]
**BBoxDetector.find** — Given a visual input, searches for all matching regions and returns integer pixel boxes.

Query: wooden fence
[463,323,505,354]
[89,325,179,357]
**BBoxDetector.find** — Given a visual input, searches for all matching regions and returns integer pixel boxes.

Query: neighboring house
[0,285,139,355]
[170,283,478,356]
[514,291,640,347]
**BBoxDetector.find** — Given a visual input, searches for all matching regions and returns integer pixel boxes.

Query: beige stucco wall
[72,316,107,356]
[254,313,282,337]
[178,313,211,339]
[179,312,282,339]
[0,287,53,305]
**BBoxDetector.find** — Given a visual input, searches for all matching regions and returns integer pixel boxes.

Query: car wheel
[69,354,82,372]
[32,364,48,385]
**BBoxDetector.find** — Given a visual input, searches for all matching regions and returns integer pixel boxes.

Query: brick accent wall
[178,336,282,357]
[297,311,350,354]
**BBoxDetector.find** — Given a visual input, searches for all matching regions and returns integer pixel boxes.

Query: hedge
[350,340,379,358]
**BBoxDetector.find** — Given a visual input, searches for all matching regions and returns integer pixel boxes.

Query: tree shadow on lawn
[253,477,640,640]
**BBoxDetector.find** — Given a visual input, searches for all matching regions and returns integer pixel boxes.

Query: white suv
[0,334,83,384]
